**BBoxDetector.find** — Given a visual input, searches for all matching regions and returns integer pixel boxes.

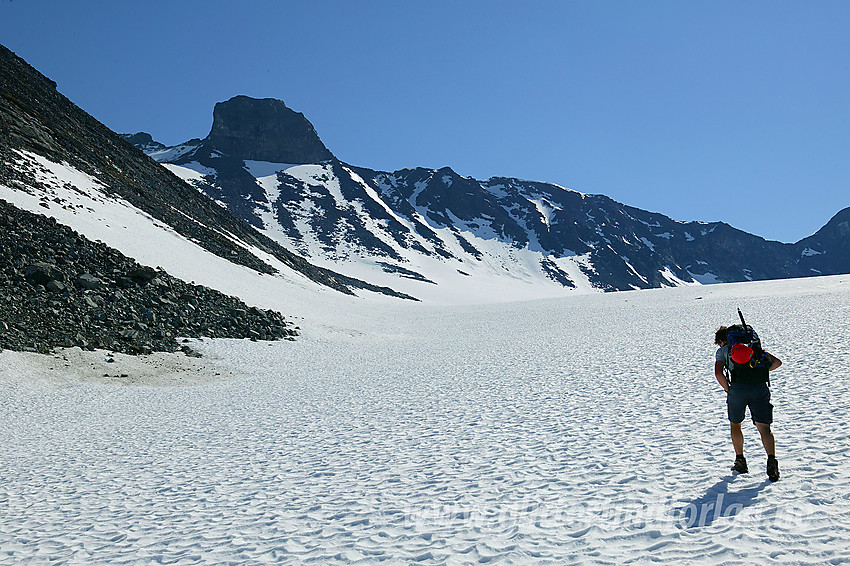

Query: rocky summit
[205,95,334,164]
[0,199,298,355]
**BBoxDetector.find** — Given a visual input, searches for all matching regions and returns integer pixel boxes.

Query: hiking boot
[731,455,748,474]
[767,456,780,482]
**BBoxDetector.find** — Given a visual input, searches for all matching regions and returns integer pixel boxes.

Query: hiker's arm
[766,352,782,371]
[714,360,729,392]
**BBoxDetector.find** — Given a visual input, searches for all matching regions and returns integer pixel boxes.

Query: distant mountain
[125,95,849,297]
[795,207,850,276]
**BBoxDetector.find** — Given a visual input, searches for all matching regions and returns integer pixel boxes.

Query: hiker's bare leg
[730,422,744,455]
[755,422,775,456]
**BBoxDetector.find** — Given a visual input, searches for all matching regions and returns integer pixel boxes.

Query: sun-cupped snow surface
[2,275,849,564]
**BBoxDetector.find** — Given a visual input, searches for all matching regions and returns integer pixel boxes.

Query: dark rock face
[205,96,333,164]
[796,207,850,276]
[0,199,299,355]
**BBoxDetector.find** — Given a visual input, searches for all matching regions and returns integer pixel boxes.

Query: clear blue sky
[2,1,848,243]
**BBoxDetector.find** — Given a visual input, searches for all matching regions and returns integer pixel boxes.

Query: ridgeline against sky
[0,1,847,243]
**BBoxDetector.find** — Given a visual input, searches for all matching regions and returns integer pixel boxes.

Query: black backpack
[725,309,771,385]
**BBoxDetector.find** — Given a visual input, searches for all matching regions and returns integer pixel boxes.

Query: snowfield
[2,275,849,564]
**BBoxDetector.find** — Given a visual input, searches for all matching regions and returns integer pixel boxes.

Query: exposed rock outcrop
[205,95,333,164]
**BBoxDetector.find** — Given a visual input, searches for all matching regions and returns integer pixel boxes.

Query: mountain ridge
[126,100,849,298]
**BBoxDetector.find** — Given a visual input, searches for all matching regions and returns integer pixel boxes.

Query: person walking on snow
[714,326,782,481]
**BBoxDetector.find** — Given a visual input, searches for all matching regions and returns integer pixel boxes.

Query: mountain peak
[120,132,167,152]
[205,95,333,164]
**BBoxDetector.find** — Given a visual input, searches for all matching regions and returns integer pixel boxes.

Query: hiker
[714,325,782,481]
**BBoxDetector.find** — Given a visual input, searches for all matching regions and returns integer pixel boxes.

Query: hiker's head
[715,326,729,346]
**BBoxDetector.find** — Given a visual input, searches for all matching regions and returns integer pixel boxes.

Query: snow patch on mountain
[344,166,411,233]
[154,161,596,303]
[660,266,699,286]
[688,270,724,285]
[162,162,214,182]
[530,197,559,228]
[625,260,649,285]
[147,141,201,163]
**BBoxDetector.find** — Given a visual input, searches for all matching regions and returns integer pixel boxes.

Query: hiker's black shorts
[727,383,773,424]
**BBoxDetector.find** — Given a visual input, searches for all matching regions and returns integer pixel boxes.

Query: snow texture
[2,274,850,564]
